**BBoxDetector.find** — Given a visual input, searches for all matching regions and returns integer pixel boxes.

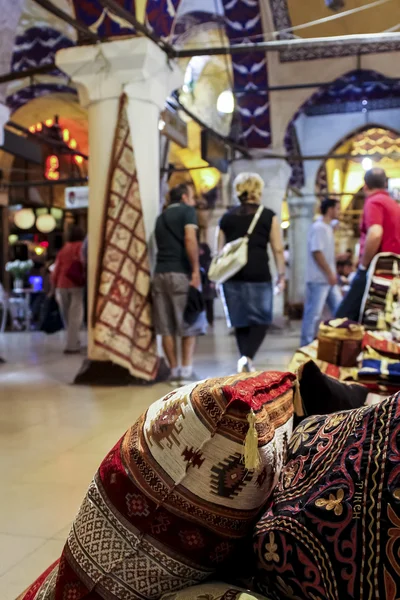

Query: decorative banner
[93,94,159,381]
[146,0,182,38]
[223,0,271,149]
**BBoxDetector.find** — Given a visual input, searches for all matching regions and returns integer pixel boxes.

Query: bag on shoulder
[208,206,264,284]
[66,260,86,287]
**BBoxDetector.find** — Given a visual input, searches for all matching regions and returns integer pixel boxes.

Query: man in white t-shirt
[300,198,342,346]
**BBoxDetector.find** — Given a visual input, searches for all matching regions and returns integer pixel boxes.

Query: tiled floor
[0,320,300,600]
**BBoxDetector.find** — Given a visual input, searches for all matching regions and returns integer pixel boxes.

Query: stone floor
[0,320,300,600]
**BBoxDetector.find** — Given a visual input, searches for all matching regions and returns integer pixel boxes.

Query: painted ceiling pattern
[268,0,400,62]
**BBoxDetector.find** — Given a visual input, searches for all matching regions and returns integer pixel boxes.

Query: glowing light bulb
[362,158,373,171]
[217,90,235,114]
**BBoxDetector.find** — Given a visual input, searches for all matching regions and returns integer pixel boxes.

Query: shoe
[180,372,199,386]
[237,356,255,374]
[167,376,182,388]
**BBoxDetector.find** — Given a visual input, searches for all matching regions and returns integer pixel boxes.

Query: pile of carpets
[360,252,400,329]
[358,330,400,395]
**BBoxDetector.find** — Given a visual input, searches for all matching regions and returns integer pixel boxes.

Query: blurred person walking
[50,225,86,354]
[300,198,342,347]
[336,168,400,321]
[217,173,285,373]
[152,183,206,385]
[199,242,216,326]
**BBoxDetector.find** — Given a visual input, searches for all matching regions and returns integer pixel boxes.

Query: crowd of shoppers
[336,168,400,321]
[151,174,286,379]
[24,166,400,376]
[299,167,400,347]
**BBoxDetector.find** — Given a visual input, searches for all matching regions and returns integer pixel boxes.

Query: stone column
[231,157,292,319]
[56,38,183,368]
[287,194,316,307]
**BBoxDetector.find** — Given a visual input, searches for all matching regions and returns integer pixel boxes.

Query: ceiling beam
[0,63,57,85]
[5,176,88,188]
[174,32,400,58]
[97,0,175,57]
[31,0,100,42]
[7,121,89,160]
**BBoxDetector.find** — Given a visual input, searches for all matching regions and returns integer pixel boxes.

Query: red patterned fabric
[254,392,400,600]
[19,371,295,600]
[92,94,159,381]
[363,331,400,356]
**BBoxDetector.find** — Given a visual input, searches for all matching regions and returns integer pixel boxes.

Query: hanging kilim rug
[92,94,159,381]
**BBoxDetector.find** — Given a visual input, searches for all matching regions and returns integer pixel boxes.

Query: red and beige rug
[92,94,159,382]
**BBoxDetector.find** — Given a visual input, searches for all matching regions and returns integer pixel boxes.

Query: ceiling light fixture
[217,90,235,114]
[362,157,373,171]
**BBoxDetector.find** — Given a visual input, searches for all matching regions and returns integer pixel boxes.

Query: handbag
[208,205,264,284]
[66,260,86,287]
[40,296,64,334]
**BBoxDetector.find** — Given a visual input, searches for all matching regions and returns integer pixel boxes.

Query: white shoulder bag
[208,205,264,284]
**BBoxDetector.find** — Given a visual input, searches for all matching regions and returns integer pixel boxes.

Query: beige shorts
[152,272,207,337]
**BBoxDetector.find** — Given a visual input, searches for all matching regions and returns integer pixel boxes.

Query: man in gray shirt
[153,183,206,386]
[300,198,342,346]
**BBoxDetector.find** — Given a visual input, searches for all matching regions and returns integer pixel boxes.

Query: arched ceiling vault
[0,0,399,173]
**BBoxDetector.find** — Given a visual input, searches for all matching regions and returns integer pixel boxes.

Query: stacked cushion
[360,253,400,330]
[297,359,369,420]
[254,391,400,600]
[18,371,295,600]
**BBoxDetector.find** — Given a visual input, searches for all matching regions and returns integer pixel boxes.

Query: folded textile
[254,392,400,600]
[363,330,400,356]
[288,342,358,382]
[297,360,368,418]
[318,318,364,341]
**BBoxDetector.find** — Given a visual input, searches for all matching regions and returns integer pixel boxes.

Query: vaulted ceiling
[1,0,399,153]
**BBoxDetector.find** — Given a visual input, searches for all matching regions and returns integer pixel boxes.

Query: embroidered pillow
[254,392,400,600]
[19,371,295,600]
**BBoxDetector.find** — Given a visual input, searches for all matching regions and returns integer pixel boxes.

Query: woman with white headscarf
[217,173,286,373]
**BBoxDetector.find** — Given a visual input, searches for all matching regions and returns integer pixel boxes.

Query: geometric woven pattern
[93,94,159,381]
[18,370,295,600]
[254,392,400,600]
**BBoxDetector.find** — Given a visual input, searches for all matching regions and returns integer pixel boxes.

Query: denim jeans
[335,268,368,321]
[300,283,343,347]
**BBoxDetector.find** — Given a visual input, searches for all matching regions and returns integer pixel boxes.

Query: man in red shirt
[336,168,400,321]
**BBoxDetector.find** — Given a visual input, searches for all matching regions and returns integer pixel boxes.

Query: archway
[315,124,400,254]
[284,69,400,191]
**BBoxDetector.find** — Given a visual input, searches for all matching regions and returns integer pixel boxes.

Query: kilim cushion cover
[161,582,272,600]
[17,371,295,600]
[254,392,400,600]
